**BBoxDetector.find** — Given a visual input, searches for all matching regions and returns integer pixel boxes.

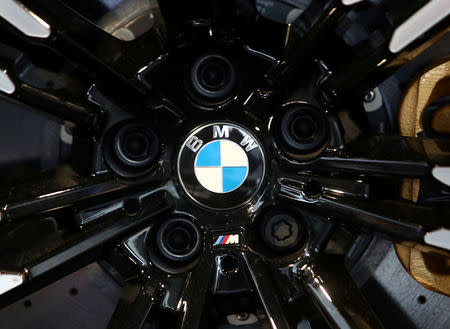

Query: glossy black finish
[104,122,160,177]
[277,176,449,242]
[156,217,202,262]
[190,54,236,101]
[0,1,448,329]
[278,103,329,155]
[107,285,155,329]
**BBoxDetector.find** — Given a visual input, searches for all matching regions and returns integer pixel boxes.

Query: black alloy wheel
[0,1,449,329]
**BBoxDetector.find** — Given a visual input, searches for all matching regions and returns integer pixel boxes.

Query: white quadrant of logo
[194,139,249,193]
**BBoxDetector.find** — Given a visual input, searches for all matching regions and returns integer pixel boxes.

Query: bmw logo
[177,123,265,209]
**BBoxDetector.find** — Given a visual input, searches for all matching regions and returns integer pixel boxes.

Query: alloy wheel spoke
[16,0,165,80]
[316,0,446,98]
[241,252,291,329]
[295,254,385,329]
[0,84,97,129]
[277,177,449,244]
[178,250,215,329]
[0,39,101,129]
[0,166,131,221]
[311,136,450,177]
[0,1,448,328]
[1,0,165,113]
[107,280,157,329]
[0,190,172,307]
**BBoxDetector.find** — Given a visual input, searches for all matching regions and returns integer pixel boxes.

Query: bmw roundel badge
[177,123,266,209]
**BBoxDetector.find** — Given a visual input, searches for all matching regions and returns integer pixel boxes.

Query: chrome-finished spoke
[278,177,449,243]
[295,254,384,329]
[241,252,290,329]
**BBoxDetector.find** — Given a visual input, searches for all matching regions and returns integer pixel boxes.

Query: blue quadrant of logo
[223,167,247,192]
[195,140,221,166]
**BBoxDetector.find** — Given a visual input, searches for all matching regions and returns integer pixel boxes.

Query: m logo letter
[240,134,258,152]
[226,234,239,244]
[213,125,229,139]
[186,136,203,152]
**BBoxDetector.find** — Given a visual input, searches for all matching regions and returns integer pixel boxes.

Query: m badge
[214,234,240,246]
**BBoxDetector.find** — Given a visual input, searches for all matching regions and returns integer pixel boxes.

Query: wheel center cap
[177,122,265,209]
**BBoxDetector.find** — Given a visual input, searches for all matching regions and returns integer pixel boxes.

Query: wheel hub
[0,1,448,328]
[177,122,266,209]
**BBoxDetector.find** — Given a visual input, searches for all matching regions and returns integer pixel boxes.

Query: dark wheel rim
[0,1,449,329]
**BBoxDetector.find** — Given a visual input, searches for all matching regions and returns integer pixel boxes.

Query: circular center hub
[178,122,265,209]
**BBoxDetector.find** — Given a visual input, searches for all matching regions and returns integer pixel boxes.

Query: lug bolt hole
[106,123,160,178]
[291,116,317,140]
[279,104,329,155]
[165,226,194,254]
[156,218,202,263]
[417,295,427,304]
[122,132,149,160]
[124,198,141,216]
[303,180,322,199]
[219,255,239,274]
[190,54,236,100]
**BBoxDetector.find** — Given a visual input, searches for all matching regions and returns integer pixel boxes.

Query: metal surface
[349,238,450,329]
[0,0,50,38]
[0,70,15,94]
[432,167,450,186]
[424,229,450,251]
[278,176,449,243]
[0,272,23,295]
[389,0,450,53]
[0,1,448,328]
[341,0,365,5]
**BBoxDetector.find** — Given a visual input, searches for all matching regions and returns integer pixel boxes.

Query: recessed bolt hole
[156,218,202,262]
[279,105,329,154]
[417,295,427,304]
[303,180,322,199]
[109,123,160,175]
[124,198,141,216]
[166,226,194,254]
[220,255,239,274]
[24,300,32,308]
[123,132,149,159]
[364,90,376,102]
[190,54,236,100]
[70,288,78,296]
[236,313,250,321]
[200,62,226,90]
[291,116,317,140]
